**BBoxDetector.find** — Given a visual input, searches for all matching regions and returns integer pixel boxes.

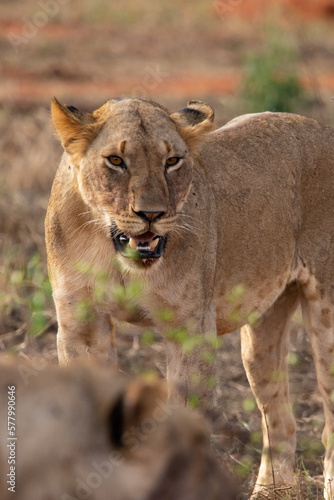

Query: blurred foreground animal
[0,361,238,500]
[47,96,334,497]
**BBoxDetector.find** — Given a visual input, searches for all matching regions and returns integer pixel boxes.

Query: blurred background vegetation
[1,0,333,495]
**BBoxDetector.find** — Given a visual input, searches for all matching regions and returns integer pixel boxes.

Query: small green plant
[298,436,324,460]
[0,249,53,337]
[243,397,256,412]
[26,254,53,336]
[188,393,200,409]
[301,461,314,500]
[241,30,306,113]
[234,455,254,479]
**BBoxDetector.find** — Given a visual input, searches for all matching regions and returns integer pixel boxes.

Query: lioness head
[51,97,214,268]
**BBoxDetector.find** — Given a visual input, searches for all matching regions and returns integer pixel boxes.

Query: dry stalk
[263,404,277,499]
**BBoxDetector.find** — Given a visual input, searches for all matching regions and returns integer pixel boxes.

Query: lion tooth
[150,238,159,250]
[129,238,137,249]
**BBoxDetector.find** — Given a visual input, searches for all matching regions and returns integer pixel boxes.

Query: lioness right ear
[108,377,167,448]
[51,98,102,162]
[170,100,215,152]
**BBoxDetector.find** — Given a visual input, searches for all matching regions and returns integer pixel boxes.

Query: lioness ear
[170,100,215,151]
[108,377,167,448]
[51,97,102,161]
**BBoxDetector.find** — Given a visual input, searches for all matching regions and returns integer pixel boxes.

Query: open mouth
[112,226,167,261]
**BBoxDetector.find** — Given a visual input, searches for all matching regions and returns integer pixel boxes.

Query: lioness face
[81,100,193,266]
[51,98,214,268]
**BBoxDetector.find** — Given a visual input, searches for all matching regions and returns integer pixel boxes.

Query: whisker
[175,224,193,234]
[169,227,183,239]
[176,221,195,233]
[78,211,93,217]
[176,212,206,229]
[73,218,106,237]
[174,223,201,242]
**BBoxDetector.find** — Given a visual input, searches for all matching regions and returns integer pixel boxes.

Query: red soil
[214,0,334,21]
[1,0,334,106]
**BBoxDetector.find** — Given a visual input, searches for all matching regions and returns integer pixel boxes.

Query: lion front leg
[54,289,117,366]
[163,308,218,418]
[165,341,217,413]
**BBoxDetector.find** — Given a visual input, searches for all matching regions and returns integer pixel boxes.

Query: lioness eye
[107,155,124,167]
[166,157,180,167]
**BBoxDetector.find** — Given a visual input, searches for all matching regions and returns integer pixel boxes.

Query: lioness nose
[132,209,165,222]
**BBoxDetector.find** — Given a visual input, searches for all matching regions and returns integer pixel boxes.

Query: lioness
[47,97,334,497]
[0,361,236,500]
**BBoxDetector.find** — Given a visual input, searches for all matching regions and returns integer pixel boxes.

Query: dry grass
[241,469,323,499]
[0,107,58,336]
[0,107,59,193]
[1,0,216,29]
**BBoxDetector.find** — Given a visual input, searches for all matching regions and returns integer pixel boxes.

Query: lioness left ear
[170,100,215,151]
[51,97,103,162]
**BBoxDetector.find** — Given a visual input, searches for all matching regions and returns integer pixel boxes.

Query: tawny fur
[46,97,334,498]
[0,361,236,500]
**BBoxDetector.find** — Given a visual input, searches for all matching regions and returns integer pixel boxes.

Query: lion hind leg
[241,281,300,494]
[300,276,334,500]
